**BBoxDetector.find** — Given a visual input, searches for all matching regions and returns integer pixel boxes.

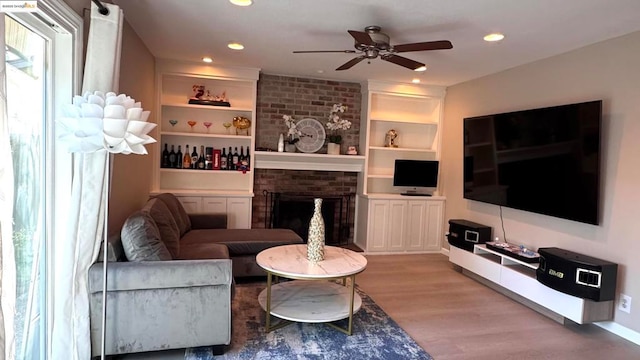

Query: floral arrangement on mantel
[326,103,351,144]
[282,114,301,144]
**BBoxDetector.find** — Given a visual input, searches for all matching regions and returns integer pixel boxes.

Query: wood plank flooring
[356,253,640,360]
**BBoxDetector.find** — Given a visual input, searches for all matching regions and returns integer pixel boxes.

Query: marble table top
[256,245,367,279]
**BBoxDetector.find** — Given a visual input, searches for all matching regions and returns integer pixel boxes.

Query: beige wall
[442,31,640,332]
[63,0,156,235]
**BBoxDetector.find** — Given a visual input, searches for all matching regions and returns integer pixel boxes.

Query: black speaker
[447,219,492,252]
[536,247,617,302]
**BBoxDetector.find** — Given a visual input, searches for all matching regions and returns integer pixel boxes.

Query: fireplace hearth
[264,192,354,245]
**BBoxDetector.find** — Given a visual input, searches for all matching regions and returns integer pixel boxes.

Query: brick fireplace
[250,74,362,244]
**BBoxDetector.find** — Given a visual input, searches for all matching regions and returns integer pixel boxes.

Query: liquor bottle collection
[161,143,251,171]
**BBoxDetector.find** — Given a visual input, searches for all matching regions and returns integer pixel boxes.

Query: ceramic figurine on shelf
[385,129,398,147]
[347,145,358,155]
[191,84,205,100]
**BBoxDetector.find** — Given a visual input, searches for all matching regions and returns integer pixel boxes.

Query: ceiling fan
[293,25,453,71]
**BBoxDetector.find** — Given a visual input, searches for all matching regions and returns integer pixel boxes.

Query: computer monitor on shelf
[393,159,439,196]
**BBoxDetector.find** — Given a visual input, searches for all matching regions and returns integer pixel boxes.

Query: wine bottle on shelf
[245,146,251,169]
[191,145,198,169]
[232,147,239,170]
[168,145,176,168]
[228,146,234,170]
[175,145,183,169]
[162,143,170,168]
[183,144,192,169]
[197,145,206,170]
[239,146,245,164]
[220,147,228,170]
[205,147,213,170]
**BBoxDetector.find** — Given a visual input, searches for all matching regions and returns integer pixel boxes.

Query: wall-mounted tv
[463,100,602,225]
[394,159,439,196]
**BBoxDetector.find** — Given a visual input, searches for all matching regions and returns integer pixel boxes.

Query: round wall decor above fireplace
[295,118,326,153]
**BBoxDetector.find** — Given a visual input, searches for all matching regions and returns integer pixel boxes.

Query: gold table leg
[326,274,357,335]
[264,271,291,332]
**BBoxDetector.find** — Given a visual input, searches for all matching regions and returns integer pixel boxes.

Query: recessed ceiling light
[317,70,324,74]
[414,66,427,72]
[484,33,505,42]
[412,78,421,84]
[228,42,245,50]
[229,0,252,6]
[202,57,213,63]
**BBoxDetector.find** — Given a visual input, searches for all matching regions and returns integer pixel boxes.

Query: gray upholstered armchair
[88,254,232,356]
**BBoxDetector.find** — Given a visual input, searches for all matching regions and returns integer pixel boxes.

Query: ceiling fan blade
[348,30,375,46]
[293,50,357,54]
[336,56,366,71]
[393,40,453,53]
[381,54,425,70]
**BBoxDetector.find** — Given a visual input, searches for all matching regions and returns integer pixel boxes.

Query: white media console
[449,244,614,324]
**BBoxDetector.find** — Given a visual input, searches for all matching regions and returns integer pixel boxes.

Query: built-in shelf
[253,151,365,172]
[369,146,437,153]
[370,118,438,125]
[160,131,251,140]
[162,102,253,112]
[154,189,254,197]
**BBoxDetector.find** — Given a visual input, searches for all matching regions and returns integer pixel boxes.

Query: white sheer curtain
[0,14,17,360]
[51,3,123,359]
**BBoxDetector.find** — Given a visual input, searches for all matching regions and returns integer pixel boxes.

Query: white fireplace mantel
[253,151,365,172]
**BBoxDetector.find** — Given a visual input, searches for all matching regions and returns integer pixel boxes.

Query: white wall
[442,31,640,333]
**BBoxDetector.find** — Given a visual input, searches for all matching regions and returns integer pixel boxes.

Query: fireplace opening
[265,192,353,245]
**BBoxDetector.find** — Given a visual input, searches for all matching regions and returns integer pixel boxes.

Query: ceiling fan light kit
[293,25,452,71]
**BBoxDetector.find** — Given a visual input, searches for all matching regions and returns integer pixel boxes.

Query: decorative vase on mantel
[307,198,325,263]
[327,142,340,155]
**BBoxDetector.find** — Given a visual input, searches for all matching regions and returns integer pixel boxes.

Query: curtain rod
[91,0,109,16]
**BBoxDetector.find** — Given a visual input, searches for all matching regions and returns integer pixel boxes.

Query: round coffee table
[256,244,367,335]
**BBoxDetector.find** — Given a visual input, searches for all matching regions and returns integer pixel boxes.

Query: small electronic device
[447,219,492,252]
[393,159,438,196]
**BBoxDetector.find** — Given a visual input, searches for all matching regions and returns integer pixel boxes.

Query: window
[4,1,81,358]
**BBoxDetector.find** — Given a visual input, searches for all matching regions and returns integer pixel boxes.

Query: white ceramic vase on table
[307,198,325,262]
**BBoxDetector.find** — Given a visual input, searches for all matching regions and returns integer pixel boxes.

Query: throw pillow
[152,193,192,236]
[121,211,172,261]
[143,198,181,258]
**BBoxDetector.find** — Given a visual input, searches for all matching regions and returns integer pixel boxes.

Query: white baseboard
[595,321,640,346]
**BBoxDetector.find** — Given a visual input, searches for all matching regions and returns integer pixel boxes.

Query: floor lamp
[58,91,155,359]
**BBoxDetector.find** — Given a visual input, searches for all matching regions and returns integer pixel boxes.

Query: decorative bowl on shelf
[233,116,251,135]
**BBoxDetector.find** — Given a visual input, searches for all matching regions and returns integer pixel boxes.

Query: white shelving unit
[449,244,615,324]
[153,60,259,228]
[355,81,446,253]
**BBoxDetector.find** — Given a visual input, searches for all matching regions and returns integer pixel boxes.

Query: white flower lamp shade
[57,91,156,155]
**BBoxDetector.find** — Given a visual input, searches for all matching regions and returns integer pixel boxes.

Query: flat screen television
[393,159,439,196]
[463,100,602,225]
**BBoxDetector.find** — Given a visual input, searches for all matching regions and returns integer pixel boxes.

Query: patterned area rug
[185,281,432,360]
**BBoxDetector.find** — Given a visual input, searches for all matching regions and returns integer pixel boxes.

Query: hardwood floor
[356,253,640,360]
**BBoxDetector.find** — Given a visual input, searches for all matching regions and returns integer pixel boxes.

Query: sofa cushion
[121,211,172,261]
[177,243,230,260]
[143,198,180,258]
[152,193,192,236]
[180,229,304,256]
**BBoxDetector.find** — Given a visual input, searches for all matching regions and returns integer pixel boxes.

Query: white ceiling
[113,0,640,86]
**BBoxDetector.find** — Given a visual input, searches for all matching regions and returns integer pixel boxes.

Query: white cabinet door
[388,200,407,251]
[405,200,427,251]
[227,197,251,229]
[178,196,202,213]
[424,201,443,251]
[202,197,227,213]
[368,200,390,252]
